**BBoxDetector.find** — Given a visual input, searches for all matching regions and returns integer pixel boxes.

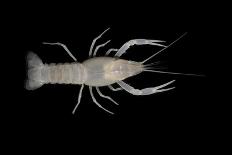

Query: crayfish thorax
[104,59,143,81]
[82,57,143,86]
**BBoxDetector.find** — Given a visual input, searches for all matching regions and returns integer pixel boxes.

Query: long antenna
[141,32,188,64]
[144,70,204,77]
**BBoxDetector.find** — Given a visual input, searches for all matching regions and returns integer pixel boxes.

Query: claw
[117,80,175,96]
[115,39,166,57]
[153,80,176,90]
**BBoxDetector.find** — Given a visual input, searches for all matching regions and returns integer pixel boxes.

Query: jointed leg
[93,40,111,56]
[96,87,118,105]
[114,39,166,57]
[117,80,175,95]
[72,84,84,114]
[89,28,110,57]
[89,86,114,114]
[105,48,118,56]
[42,42,77,61]
[108,85,123,91]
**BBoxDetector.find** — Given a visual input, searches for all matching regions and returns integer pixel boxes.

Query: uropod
[25,28,200,115]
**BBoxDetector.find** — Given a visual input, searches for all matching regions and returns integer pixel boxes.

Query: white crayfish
[25,28,199,114]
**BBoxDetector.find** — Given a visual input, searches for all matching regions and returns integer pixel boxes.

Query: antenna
[141,32,188,64]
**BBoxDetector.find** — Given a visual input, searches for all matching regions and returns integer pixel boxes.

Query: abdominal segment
[41,63,85,84]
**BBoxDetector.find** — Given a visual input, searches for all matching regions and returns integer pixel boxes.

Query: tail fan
[25,52,44,90]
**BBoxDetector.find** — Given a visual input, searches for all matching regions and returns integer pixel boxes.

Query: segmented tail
[25,52,44,90]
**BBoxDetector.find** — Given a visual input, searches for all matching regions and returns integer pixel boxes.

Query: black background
[3,1,212,153]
